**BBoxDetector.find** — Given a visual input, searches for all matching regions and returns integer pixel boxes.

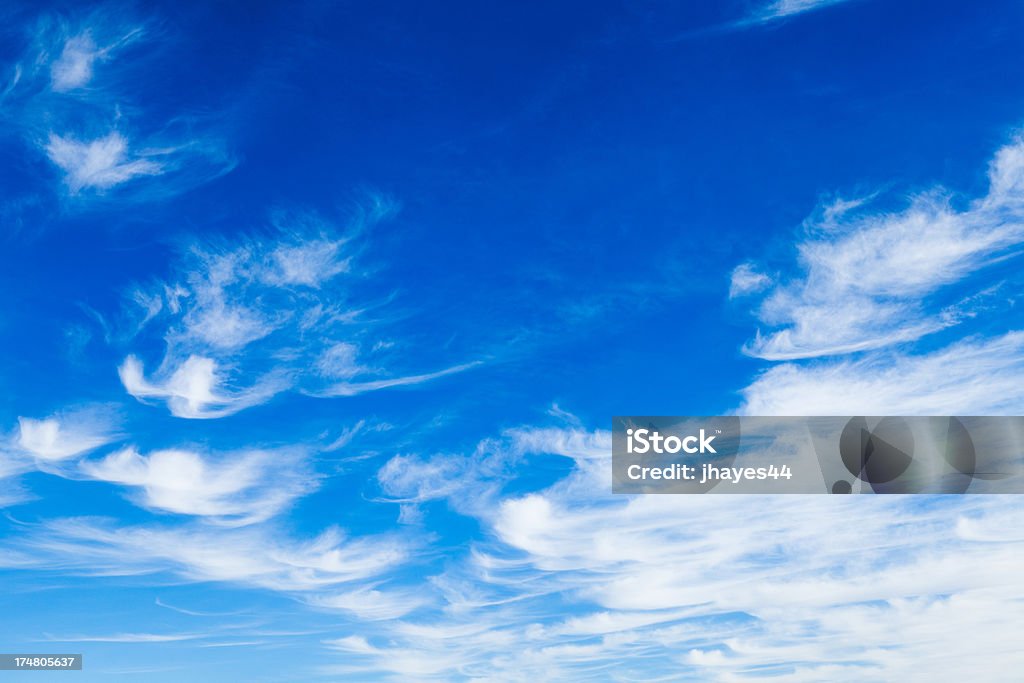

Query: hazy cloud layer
[327,427,1024,680]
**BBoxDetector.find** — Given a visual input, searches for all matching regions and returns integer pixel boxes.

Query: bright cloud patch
[728,262,772,298]
[45,132,162,192]
[80,446,316,525]
[47,20,143,92]
[119,354,284,419]
[50,33,100,91]
[16,409,118,461]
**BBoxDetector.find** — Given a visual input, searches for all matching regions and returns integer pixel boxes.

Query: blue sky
[2,0,1024,680]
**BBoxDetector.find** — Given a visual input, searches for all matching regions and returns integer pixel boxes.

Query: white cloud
[16,408,118,461]
[0,452,31,507]
[324,635,380,654]
[43,632,204,643]
[50,33,99,91]
[731,133,1024,423]
[334,425,1024,680]
[377,426,606,510]
[45,132,162,192]
[119,354,285,419]
[738,135,1024,360]
[2,13,232,202]
[546,403,583,427]
[315,342,363,379]
[118,205,475,418]
[728,263,772,298]
[377,453,468,504]
[318,361,483,397]
[6,419,1022,679]
[758,0,853,21]
[47,21,144,92]
[262,238,351,287]
[507,425,612,462]
[700,118,1024,683]
[311,587,428,620]
[158,229,361,354]
[740,331,1024,415]
[486,432,1023,678]
[3,518,411,594]
[174,247,282,350]
[673,0,857,36]
[80,446,317,525]
[324,419,367,452]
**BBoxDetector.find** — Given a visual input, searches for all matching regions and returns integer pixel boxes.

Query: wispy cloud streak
[737,134,1024,360]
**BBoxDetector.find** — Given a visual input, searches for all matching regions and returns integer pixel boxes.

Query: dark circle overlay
[837,416,978,493]
[831,480,852,494]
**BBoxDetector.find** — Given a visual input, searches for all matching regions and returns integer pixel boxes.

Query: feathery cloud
[80,446,317,525]
[757,0,854,21]
[119,354,285,419]
[317,361,483,398]
[119,201,479,417]
[45,132,162,192]
[728,262,772,298]
[16,408,118,461]
[740,331,1024,415]
[2,11,232,201]
[738,134,1024,360]
[5,517,412,594]
[338,426,1024,680]
[49,33,99,91]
